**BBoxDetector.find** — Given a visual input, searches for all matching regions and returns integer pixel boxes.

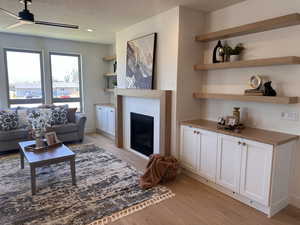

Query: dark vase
[113,61,117,73]
[213,40,224,63]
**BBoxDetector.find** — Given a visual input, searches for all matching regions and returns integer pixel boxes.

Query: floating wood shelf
[103,55,116,62]
[104,72,117,77]
[194,56,300,71]
[196,13,300,42]
[104,88,115,93]
[193,93,299,104]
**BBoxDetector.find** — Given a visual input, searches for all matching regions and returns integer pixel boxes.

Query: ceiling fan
[0,0,79,29]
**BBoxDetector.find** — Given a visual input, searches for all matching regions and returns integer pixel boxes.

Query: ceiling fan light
[19,0,32,5]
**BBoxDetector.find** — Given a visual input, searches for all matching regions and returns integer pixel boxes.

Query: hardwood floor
[85,133,300,225]
[1,134,298,224]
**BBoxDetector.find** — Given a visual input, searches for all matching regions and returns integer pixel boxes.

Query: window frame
[49,52,83,111]
[4,48,45,106]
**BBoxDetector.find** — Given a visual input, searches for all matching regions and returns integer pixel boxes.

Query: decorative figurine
[244,75,264,96]
[263,81,277,96]
[213,40,224,63]
[233,107,240,124]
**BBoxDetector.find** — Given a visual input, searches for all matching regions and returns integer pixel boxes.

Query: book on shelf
[244,88,264,96]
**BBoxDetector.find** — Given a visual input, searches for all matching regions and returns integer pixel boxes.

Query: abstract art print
[126,33,157,89]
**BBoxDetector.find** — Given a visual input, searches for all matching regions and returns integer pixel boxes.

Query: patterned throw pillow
[50,107,68,125]
[0,110,18,131]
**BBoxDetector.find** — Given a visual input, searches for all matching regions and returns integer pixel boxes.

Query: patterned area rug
[0,144,174,225]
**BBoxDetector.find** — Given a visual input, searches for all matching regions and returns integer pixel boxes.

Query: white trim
[85,128,96,134]
[182,167,292,217]
[290,195,300,208]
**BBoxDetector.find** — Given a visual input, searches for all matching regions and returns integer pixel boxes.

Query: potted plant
[223,43,245,62]
[112,80,117,87]
[230,43,245,61]
[223,44,233,62]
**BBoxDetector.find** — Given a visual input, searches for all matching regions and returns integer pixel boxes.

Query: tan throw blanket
[140,154,179,189]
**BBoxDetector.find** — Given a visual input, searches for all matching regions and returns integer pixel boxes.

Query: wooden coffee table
[19,140,76,195]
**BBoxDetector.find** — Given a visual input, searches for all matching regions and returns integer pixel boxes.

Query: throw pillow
[50,107,68,125]
[17,109,29,128]
[67,108,77,123]
[0,110,18,131]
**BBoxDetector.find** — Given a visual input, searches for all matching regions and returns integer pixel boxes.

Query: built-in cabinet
[96,105,115,136]
[180,124,296,217]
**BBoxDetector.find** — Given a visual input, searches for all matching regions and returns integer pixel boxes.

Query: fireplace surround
[115,88,172,156]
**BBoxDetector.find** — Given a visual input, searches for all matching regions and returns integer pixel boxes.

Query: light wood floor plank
[86,133,300,225]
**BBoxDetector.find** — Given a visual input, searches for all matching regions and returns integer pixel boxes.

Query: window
[5,49,44,106]
[50,53,82,111]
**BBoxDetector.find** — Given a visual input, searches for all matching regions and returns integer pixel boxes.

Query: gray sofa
[0,113,87,153]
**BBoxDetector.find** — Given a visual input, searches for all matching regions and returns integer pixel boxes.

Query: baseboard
[182,168,272,216]
[270,198,290,217]
[289,195,300,208]
[95,129,115,140]
[85,128,96,134]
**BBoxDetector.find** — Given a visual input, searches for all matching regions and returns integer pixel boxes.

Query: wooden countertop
[95,103,115,108]
[181,119,298,146]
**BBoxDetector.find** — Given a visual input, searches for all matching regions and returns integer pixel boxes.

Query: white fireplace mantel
[115,88,172,156]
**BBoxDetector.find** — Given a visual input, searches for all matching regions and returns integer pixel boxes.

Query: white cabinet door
[96,106,108,132]
[198,129,218,182]
[107,108,115,136]
[217,134,242,193]
[240,139,273,206]
[180,126,200,172]
[95,106,102,130]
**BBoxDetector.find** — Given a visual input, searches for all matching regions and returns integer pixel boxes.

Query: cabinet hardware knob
[197,132,200,134]
[242,143,246,146]
[193,131,196,134]
[238,141,241,145]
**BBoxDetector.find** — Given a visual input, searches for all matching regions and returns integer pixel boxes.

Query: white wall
[176,7,205,157]
[0,33,111,132]
[201,0,300,207]
[116,7,180,156]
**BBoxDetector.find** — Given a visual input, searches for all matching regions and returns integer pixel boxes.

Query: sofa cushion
[0,111,18,131]
[0,128,28,141]
[50,107,68,125]
[67,108,77,123]
[52,123,78,134]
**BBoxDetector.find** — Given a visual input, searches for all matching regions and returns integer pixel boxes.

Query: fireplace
[130,112,154,157]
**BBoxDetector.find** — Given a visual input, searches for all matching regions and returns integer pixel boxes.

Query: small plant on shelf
[224,43,245,62]
[112,80,117,87]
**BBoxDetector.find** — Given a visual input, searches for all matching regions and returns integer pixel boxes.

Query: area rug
[0,144,174,225]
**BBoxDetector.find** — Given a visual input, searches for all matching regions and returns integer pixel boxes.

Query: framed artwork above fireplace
[126,33,157,89]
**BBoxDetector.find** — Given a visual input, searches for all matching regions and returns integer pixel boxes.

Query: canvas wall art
[126,33,157,89]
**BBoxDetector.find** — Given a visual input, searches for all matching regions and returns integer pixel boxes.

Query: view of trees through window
[50,53,82,110]
[5,50,43,104]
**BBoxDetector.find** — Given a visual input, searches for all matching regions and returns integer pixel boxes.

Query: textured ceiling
[0,0,245,44]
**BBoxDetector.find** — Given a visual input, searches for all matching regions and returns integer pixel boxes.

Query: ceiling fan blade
[35,21,79,29]
[0,7,20,19]
[6,21,26,29]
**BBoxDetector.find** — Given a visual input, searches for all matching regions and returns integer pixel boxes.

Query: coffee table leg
[20,151,24,169]
[70,158,76,186]
[30,166,36,195]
